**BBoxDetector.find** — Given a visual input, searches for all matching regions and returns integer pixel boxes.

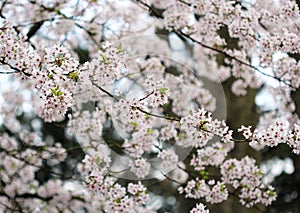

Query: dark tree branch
[132,0,297,90]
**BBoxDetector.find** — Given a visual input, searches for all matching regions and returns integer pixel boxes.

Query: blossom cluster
[190,203,209,213]
[0,20,38,74]
[86,45,126,86]
[33,45,79,122]
[238,119,300,154]
[180,109,231,147]
[0,130,91,212]
[67,108,105,144]
[143,75,170,107]
[178,178,228,204]
[83,154,151,212]
[1,0,300,212]
[157,149,179,172]
[221,156,277,207]
[163,3,192,31]
[190,141,234,171]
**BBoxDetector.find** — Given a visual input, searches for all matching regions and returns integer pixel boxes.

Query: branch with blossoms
[0,18,289,211]
[135,0,300,91]
[177,31,294,88]
[1,0,300,212]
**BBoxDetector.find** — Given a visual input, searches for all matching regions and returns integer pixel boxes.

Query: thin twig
[92,81,181,121]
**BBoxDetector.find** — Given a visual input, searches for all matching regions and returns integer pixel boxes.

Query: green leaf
[229,164,235,170]
[130,121,138,128]
[255,171,264,176]
[50,88,57,96]
[159,87,168,94]
[47,73,54,79]
[144,113,150,120]
[100,53,107,63]
[268,190,275,196]
[115,198,121,203]
[94,156,101,165]
[54,8,60,14]
[178,133,186,140]
[50,87,63,96]
[69,71,79,82]
[146,128,153,134]
[117,43,125,53]
[57,91,63,96]
[199,170,209,179]
[220,183,226,192]
[117,43,122,50]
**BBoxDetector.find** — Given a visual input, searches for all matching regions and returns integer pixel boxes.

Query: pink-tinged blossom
[231,79,247,96]
[195,87,217,112]
[280,1,300,20]
[39,88,73,122]
[221,158,245,189]
[142,75,170,107]
[113,97,149,131]
[149,0,175,9]
[43,45,79,75]
[127,182,149,205]
[82,153,111,176]
[239,119,290,149]
[157,149,178,171]
[191,1,213,16]
[129,158,151,178]
[0,133,18,151]
[288,123,300,154]
[41,143,67,163]
[206,181,228,204]
[123,127,159,158]
[221,157,263,188]
[180,109,229,147]
[190,203,209,213]
[221,156,276,207]
[159,123,178,141]
[238,125,253,140]
[261,186,277,206]
[83,155,152,212]
[20,149,42,167]
[190,142,232,171]
[2,0,300,211]
[178,178,210,199]
[87,45,126,86]
[0,21,40,75]
[67,108,105,142]
[227,7,259,47]
[139,57,165,78]
[239,185,277,208]
[29,44,80,122]
[169,162,189,184]
[163,3,192,31]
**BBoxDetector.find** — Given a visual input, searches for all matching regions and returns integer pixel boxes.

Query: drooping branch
[132,0,297,90]
[92,81,181,121]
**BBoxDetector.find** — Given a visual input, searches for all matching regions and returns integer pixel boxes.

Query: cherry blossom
[1,0,300,212]
[179,109,229,147]
[190,203,209,213]
[129,158,151,179]
[220,156,277,207]
[157,149,179,171]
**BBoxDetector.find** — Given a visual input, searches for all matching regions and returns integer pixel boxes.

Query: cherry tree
[0,0,300,212]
